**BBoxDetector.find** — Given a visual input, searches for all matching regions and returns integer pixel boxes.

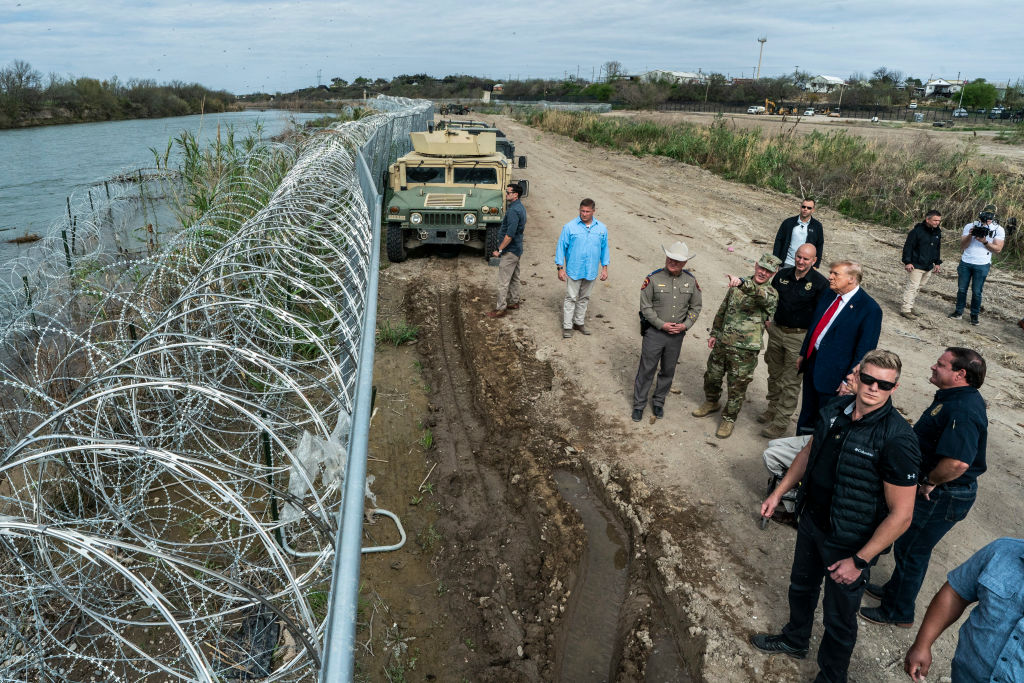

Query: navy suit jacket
[800,288,883,394]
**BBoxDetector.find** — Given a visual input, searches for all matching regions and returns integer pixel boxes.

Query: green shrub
[375,320,419,346]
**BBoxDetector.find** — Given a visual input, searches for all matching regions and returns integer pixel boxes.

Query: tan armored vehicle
[383,129,528,262]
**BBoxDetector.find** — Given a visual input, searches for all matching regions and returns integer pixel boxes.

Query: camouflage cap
[756,252,782,272]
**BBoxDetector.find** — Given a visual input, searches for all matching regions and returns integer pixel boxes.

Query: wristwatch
[852,554,869,570]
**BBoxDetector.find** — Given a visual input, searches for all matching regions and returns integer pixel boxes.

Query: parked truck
[383,129,529,262]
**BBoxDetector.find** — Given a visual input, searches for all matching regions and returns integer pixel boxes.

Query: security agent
[752,349,920,682]
[761,243,829,438]
[632,241,701,421]
[860,347,989,629]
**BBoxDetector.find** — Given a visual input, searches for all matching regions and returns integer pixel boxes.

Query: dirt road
[362,112,1024,681]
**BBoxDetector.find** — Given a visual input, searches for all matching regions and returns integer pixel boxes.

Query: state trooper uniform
[632,242,702,419]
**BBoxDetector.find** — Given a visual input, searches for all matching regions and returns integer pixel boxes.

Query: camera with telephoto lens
[971,223,993,239]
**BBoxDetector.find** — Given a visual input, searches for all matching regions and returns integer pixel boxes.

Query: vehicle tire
[386,222,407,262]
[485,223,501,259]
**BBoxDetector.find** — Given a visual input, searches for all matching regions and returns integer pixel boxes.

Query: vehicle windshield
[405,166,446,184]
[453,167,498,185]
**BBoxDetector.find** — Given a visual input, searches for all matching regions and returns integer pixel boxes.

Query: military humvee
[383,129,529,262]
[433,120,524,164]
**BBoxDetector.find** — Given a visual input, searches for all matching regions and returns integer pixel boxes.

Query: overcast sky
[2,0,1021,94]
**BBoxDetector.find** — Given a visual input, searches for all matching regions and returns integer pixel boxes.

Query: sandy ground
[409,111,1024,681]
[608,108,1024,169]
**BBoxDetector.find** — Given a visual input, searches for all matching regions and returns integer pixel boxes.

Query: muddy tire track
[407,260,580,681]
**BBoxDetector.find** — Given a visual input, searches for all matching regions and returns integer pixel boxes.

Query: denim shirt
[947,537,1024,682]
[555,217,609,281]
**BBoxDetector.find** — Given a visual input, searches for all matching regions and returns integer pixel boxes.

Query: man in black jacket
[752,349,921,683]
[773,199,824,269]
[900,210,942,319]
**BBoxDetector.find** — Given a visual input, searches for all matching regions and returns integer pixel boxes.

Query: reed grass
[518,110,1024,270]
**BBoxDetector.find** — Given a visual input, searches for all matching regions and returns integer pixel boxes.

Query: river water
[0,110,326,264]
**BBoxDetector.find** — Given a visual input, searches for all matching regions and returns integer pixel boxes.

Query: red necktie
[806,296,843,358]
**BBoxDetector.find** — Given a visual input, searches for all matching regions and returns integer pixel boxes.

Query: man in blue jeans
[949,205,1004,326]
[860,347,988,629]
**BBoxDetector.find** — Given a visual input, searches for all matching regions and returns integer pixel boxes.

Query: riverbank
[0,103,246,130]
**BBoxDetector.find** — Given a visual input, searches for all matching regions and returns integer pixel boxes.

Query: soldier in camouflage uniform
[632,242,702,422]
[693,252,781,438]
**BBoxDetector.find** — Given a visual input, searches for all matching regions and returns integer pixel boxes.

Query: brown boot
[692,401,720,418]
[486,309,506,318]
[756,410,773,424]
[716,420,735,439]
[760,424,787,439]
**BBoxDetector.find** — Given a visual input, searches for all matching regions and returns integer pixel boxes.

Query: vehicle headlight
[410,212,423,225]
[463,213,476,225]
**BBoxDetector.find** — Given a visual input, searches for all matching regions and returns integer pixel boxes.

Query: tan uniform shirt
[640,268,702,330]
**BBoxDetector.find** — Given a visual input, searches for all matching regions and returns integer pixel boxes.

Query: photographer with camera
[949,205,1004,326]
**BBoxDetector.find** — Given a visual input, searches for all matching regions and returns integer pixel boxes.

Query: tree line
[0,60,238,128]
[249,64,1021,114]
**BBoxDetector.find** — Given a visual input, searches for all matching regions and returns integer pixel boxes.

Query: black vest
[797,396,915,552]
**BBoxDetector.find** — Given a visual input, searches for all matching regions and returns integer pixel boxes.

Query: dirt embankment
[357,111,1024,682]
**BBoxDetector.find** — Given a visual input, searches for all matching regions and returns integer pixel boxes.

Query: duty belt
[774,324,807,334]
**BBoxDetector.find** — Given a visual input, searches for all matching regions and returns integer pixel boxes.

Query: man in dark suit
[796,260,883,434]
[773,199,824,269]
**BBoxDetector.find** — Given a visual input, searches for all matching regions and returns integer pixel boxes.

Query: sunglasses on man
[859,372,897,392]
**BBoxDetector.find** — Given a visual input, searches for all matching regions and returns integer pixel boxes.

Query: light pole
[756,37,767,80]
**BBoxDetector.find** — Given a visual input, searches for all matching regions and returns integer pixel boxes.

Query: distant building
[924,79,964,97]
[633,70,707,85]
[806,75,846,93]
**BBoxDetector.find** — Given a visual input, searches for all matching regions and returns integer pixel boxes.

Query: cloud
[0,0,1020,93]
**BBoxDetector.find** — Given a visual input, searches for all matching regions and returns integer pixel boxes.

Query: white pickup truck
[746,105,766,114]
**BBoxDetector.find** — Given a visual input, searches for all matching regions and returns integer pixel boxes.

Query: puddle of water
[553,469,630,683]
[646,610,693,683]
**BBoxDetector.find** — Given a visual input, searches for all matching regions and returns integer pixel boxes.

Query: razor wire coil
[0,95,432,681]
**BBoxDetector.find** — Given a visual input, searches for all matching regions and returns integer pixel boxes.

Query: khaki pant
[764,325,806,431]
[901,267,932,314]
[763,435,811,512]
[496,252,521,311]
[563,277,596,328]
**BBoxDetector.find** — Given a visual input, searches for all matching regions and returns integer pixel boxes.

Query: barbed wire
[0,97,432,681]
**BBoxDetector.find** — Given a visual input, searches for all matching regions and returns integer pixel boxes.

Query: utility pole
[756,36,767,80]
[957,71,966,108]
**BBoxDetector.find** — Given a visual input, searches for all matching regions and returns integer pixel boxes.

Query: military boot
[760,423,786,439]
[716,419,735,439]
[756,410,773,424]
[692,401,720,418]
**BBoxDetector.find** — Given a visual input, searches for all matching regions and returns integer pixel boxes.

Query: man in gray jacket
[487,183,527,318]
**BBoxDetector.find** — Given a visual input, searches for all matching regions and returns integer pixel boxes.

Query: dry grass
[518,110,1024,270]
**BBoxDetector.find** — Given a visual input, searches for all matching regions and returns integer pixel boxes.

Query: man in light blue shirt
[904,537,1024,682]
[555,198,609,338]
